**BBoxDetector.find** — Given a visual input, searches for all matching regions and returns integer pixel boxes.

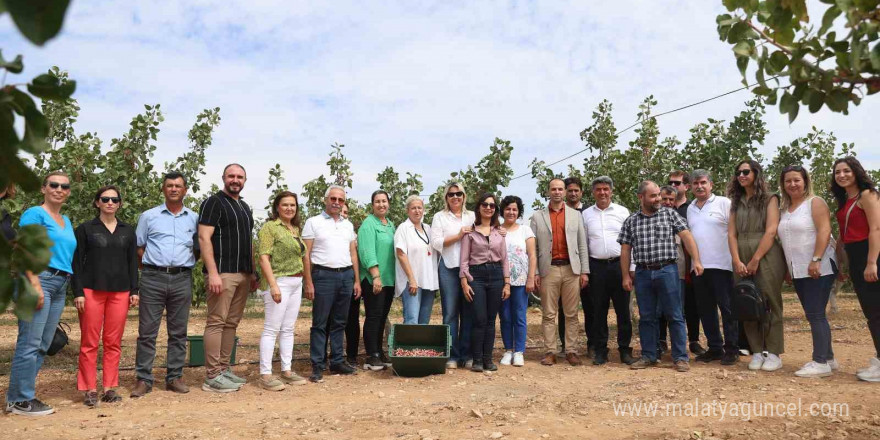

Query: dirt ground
[2,290,880,440]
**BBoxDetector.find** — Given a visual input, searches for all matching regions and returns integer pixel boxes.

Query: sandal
[84,391,99,408]
[100,389,122,403]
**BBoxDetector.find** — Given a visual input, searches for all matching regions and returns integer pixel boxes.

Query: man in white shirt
[687,170,738,366]
[303,185,362,383]
[581,177,636,365]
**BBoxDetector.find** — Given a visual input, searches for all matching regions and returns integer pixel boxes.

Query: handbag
[732,278,767,322]
[46,322,71,356]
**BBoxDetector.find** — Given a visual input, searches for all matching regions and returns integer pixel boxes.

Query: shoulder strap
[843,193,861,239]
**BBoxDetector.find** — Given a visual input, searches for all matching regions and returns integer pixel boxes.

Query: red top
[549,205,570,261]
[837,197,870,244]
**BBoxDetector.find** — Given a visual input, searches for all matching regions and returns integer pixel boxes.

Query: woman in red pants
[72,185,139,407]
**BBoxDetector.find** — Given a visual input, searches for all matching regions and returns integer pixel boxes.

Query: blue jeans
[309,268,354,370]
[401,285,436,324]
[500,285,528,352]
[793,274,836,363]
[7,270,69,403]
[634,264,687,362]
[438,259,472,362]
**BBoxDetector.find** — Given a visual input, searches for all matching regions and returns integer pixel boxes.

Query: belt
[471,262,502,268]
[635,260,676,270]
[550,259,570,266]
[312,264,353,273]
[143,264,192,274]
[590,256,620,264]
[45,268,72,278]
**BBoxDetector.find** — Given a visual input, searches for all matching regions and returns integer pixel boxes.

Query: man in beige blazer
[530,178,590,366]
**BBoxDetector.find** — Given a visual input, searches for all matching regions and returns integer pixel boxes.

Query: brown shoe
[540,353,557,366]
[130,380,152,398]
[165,378,190,394]
[565,353,583,366]
[674,360,690,372]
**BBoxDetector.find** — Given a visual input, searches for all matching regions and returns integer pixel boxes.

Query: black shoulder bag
[47,322,71,356]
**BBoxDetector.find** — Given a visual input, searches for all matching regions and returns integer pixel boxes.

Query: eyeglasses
[735,169,752,177]
[328,196,346,203]
[446,191,464,198]
[480,202,496,209]
[47,182,71,190]
[100,196,121,203]
[668,180,682,186]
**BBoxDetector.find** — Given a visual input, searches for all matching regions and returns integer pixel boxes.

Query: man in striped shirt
[198,163,257,393]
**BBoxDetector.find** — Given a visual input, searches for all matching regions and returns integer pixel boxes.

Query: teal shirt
[357,214,396,285]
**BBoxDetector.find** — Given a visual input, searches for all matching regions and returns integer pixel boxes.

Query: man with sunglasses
[132,172,199,398]
[530,178,590,366]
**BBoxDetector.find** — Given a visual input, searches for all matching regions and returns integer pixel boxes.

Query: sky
[3,0,878,217]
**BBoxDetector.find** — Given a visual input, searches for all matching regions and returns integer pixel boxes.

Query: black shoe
[657,341,668,356]
[6,399,55,416]
[378,351,393,367]
[84,391,98,408]
[720,352,739,365]
[309,368,324,383]
[689,342,707,356]
[364,355,386,371]
[592,350,608,365]
[471,363,484,373]
[585,346,595,359]
[346,356,357,366]
[619,348,636,365]
[483,361,498,372]
[330,362,357,375]
[695,350,723,363]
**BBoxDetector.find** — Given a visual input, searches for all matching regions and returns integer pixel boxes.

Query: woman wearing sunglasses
[72,185,139,407]
[831,156,880,382]
[777,166,838,378]
[6,172,77,416]
[727,159,787,372]
[459,193,510,372]
[430,182,476,369]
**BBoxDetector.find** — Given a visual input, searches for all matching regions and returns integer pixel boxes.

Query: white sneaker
[761,353,783,371]
[748,353,765,371]
[512,352,525,367]
[857,357,880,382]
[827,358,839,371]
[500,351,513,366]
[857,357,880,375]
[795,361,832,378]
[445,360,458,370]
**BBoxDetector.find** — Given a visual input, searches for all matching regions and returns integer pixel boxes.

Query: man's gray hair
[660,185,678,196]
[324,185,347,198]
[690,169,712,183]
[637,180,657,195]
[591,176,614,189]
[404,194,424,209]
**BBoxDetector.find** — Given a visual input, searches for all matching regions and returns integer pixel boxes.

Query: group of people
[2,156,879,417]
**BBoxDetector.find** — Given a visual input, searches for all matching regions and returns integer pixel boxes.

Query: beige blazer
[529,205,590,277]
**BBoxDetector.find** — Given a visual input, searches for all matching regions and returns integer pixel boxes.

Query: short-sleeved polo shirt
[302,211,356,269]
[198,191,255,274]
[687,195,732,271]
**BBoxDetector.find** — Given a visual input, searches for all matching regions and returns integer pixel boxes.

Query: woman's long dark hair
[727,159,770,210]
[831,156,878,212]
[269,191,302,227]
[473,193,499,227]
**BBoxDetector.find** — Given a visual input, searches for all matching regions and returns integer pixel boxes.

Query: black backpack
[732,278,767,322]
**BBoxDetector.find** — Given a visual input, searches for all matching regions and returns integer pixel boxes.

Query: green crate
[388,324,451,377]
[187,335,239,367]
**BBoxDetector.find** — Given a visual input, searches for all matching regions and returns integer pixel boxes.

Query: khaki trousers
[540,265,581,354]
[204,273,250,377]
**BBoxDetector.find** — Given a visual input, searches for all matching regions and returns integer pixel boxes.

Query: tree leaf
[733,41,752,57]
[10,89,49,154]
[0,153,42,191]
[3,0,71,46]
[819,5,841,35]
[0,50,24,74]
[808,90,825,113]
[787,101,800,123]
[825,89,849,112]
[27,73,76,100]
[768,51,789,72]
[870,42,880,71]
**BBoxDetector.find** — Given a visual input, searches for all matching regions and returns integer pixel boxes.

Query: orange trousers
[77,289,129,391]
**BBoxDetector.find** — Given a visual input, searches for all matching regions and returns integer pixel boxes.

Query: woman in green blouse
[257,191,308,390]
[358,190,396,371]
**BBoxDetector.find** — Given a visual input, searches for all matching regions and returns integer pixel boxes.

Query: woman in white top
[430,182,476,369]
[395,196,440,324]
[777,165,838,378]
[497,195,536,367]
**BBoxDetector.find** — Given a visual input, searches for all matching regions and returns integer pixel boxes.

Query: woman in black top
[72,185,139,407]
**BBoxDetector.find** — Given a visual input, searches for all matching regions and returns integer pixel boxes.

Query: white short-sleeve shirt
[687,195,733,271]
[394,220,440,297]
[504,224,536,286]
[302,211,356,268]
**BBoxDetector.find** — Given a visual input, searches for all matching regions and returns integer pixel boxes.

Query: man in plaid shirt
[618,181,704,372]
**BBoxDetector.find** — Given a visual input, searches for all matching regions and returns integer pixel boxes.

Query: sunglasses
[100,196,121,203]
[47,182,71,190]
[668,180,682,186]
[735,169,752,177]
[328,196,346,203]
[480,202,496,209]
[446,191,464,198]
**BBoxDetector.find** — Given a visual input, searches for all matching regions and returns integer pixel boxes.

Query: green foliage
[376,166,423,225]
[166,107,221,199]
[717,0,880,121]
[0,0,71,46]
[426,138,515,218]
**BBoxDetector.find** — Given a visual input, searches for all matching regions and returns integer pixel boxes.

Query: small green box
[388,324,451,377]
[187,335,239,367]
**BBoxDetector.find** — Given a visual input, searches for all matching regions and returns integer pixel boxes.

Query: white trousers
[259,276,303,374]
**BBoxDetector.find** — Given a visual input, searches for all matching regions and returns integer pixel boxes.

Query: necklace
[414,224,431,255]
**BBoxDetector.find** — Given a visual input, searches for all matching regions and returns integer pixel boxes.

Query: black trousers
[361,279,394,356]
[658,278,701,344]
[694,269,738,354]
[588,259,631,352]
[559,286,592,351]
[847,240,880,357]
[465,263,504,363]
[326,293,361,361]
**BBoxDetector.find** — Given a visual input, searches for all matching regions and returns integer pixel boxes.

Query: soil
[2,290,880,440]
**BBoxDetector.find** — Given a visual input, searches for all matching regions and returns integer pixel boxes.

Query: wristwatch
[811,256,822,262]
